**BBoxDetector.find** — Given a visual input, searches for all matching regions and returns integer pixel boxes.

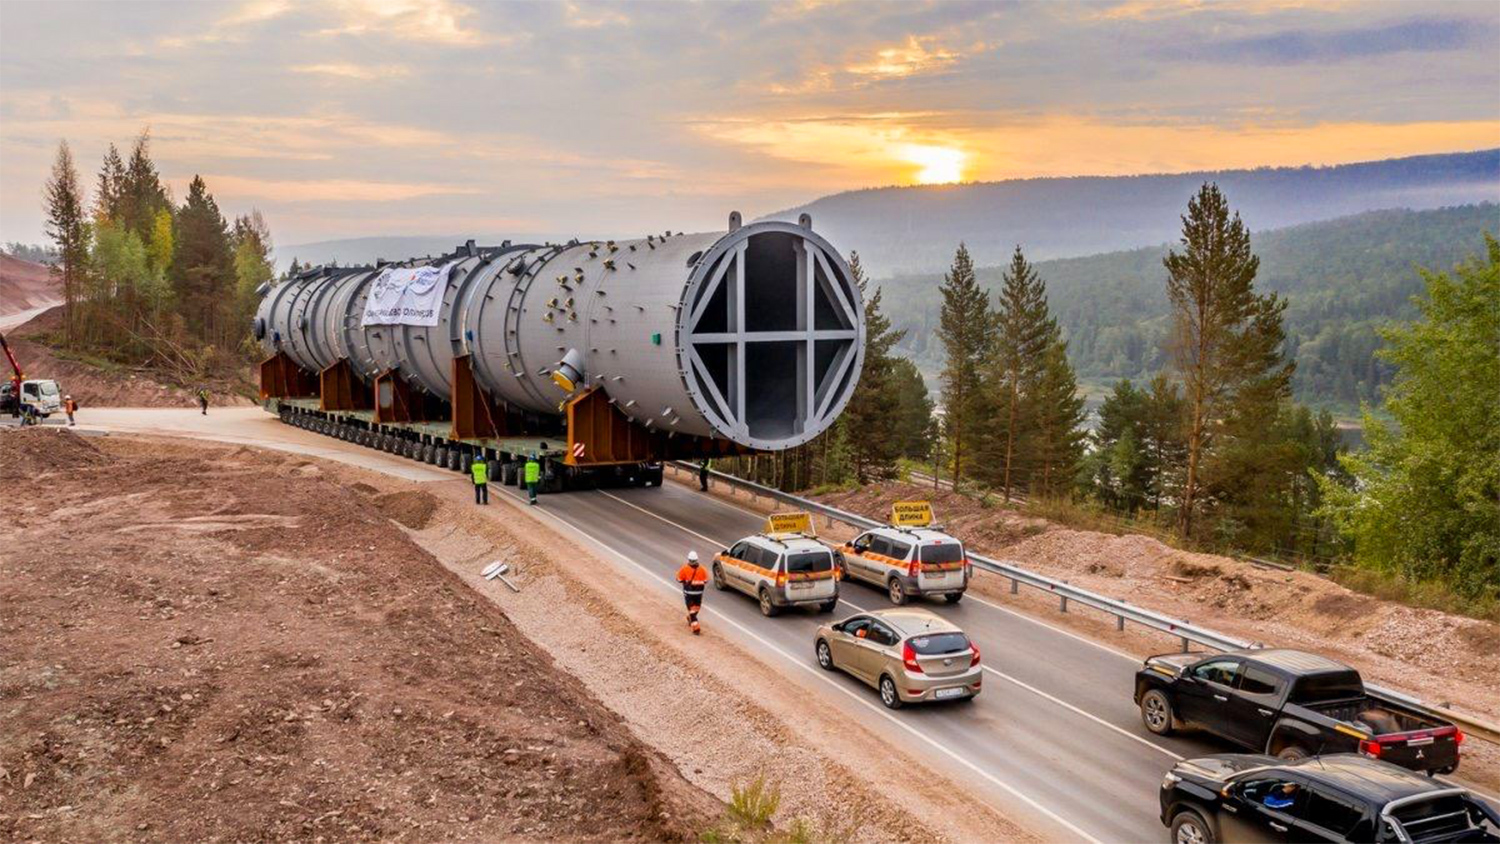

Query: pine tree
[1028,338,1087,497]
[93,144,125,224]
[936,243,991,485]
[171,175,236,348]
[1164,183,1290,539]
[838,252,906,482]
[44,140,90,345]
[888,357,937,460]
[985,245,1054,498]
[120,130,170,249]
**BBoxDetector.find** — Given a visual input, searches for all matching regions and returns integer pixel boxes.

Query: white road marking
[524,491,1103,843]
[600,489,1185,762]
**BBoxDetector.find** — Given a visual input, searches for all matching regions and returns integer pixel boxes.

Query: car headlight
[1162,772,1182,789]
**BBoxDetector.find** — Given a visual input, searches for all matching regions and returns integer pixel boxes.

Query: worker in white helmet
[675,550,708,634]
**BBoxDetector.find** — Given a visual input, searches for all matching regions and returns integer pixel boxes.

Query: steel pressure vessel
[255,217,864,451]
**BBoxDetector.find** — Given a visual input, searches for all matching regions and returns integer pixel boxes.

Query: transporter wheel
[1170,810,1214,844]
[944,592,964,605]
[816,639,835,671]
[1141,689,1176,736]
[500,463,516,485]
[888,578,909,605]
[712,563,727,591]
[758,588,780,617]
[879,675,903,710]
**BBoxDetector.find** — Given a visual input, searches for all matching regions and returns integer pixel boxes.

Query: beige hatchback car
[814,608,982,709]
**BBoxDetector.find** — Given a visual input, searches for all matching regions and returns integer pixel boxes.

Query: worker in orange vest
[676,550,709,635]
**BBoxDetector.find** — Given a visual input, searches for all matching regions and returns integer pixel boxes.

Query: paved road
[64,408,1498,842]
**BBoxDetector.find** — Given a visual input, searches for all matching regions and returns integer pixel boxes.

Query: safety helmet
[686,550,699,563]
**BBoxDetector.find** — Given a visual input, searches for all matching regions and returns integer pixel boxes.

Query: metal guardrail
[671,462,1500,745]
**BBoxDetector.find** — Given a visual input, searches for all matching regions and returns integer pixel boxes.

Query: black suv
[1160,753,1499,843]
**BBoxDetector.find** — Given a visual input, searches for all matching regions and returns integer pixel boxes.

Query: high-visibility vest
[677,564,708,594]
[470,460,488,485]
[524,460,541,483]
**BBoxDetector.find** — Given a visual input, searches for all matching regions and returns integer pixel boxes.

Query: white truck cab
[713,513,839,617]
[838,525,970,605]
[2,378,62,421]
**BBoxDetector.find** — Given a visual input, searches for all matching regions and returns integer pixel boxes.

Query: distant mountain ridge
[878,203,1500,412]
[763,149,1500,276]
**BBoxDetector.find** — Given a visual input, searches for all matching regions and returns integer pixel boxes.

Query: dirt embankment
[0,428,719,842]
[6,306,254,409]
[813,482,1500,727]
[0,254,57,316]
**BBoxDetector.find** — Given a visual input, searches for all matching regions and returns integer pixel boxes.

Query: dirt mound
[0,426,113,479]
[0,435,718,842]
[0,254,57,315]
[5,307,254,408]
[812,480,1500,723]
[374,489,438,529]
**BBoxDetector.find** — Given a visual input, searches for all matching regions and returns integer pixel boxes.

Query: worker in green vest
[470,454,489,505]
[524,454,541,505]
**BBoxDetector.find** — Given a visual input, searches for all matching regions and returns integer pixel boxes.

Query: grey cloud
[1158,16,1482,65]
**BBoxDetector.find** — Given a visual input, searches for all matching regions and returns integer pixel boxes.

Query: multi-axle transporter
[254,213,865,491]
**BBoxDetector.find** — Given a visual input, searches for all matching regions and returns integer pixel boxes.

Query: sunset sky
[1,0,1497,249]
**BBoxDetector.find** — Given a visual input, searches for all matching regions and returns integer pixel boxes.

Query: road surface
[60,408,1497,842]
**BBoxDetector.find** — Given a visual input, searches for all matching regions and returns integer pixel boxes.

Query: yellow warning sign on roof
[765,511,813,536]
[891,500,933,527]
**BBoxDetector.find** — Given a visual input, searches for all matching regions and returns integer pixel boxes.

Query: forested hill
[766,150,1499,275]
[881,203,1500,412]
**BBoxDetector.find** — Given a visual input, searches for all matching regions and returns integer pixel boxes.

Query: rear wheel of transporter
[1141,689,1176,736]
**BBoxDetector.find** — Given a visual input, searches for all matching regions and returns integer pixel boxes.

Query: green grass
[1329,565,1500,623]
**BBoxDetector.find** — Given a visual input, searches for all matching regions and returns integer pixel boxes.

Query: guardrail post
[1116,615,1125,632]
[1180,636,1190,653]
[1010,578,1018,595]
[1060,596,1068,613]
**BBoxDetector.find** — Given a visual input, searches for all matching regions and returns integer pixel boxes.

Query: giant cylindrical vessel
[255,217,864,451]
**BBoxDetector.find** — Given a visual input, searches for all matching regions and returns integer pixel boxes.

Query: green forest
[881,203,1500,412]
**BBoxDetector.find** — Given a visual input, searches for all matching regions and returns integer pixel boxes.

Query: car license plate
[790,581,812,590]
[935,687,966,700]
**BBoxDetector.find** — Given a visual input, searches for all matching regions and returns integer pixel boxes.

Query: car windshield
[785,551,832,573]
[39,381,59,396]
[907,632,969,655]
[919,543,963,563]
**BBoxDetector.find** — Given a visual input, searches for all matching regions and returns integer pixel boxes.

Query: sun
[901,144,966,184]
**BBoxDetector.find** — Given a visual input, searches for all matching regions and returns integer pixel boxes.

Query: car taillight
[1455,729,1465,754]
[776,574,787,586]
[907,560,921,577]
[1359,739,1382,758]
[902,642,923,673]
[969,642,981,667]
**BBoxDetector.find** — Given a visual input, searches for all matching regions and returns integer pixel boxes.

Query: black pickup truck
[1135,649,1462,775]
[1160,753,1499,843]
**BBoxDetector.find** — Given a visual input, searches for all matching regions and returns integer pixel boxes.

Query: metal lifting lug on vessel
[253,212,865,491]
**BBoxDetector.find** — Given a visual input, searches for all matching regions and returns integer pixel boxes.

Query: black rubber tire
[758,588,781,617]
[1141,689,1176,736]
[818,599,838,614]
[944,592,964,604]
[1276,744,1310,762]
[888,578,909,605]
[879,675,903,710]
[1170,809,1215,844]
[816,639,835,671]
[712,563,727,591]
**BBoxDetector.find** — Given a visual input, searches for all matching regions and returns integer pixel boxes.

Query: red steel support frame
[319,359,371,412]
[259,351,318,401]
[564,386,751,467]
